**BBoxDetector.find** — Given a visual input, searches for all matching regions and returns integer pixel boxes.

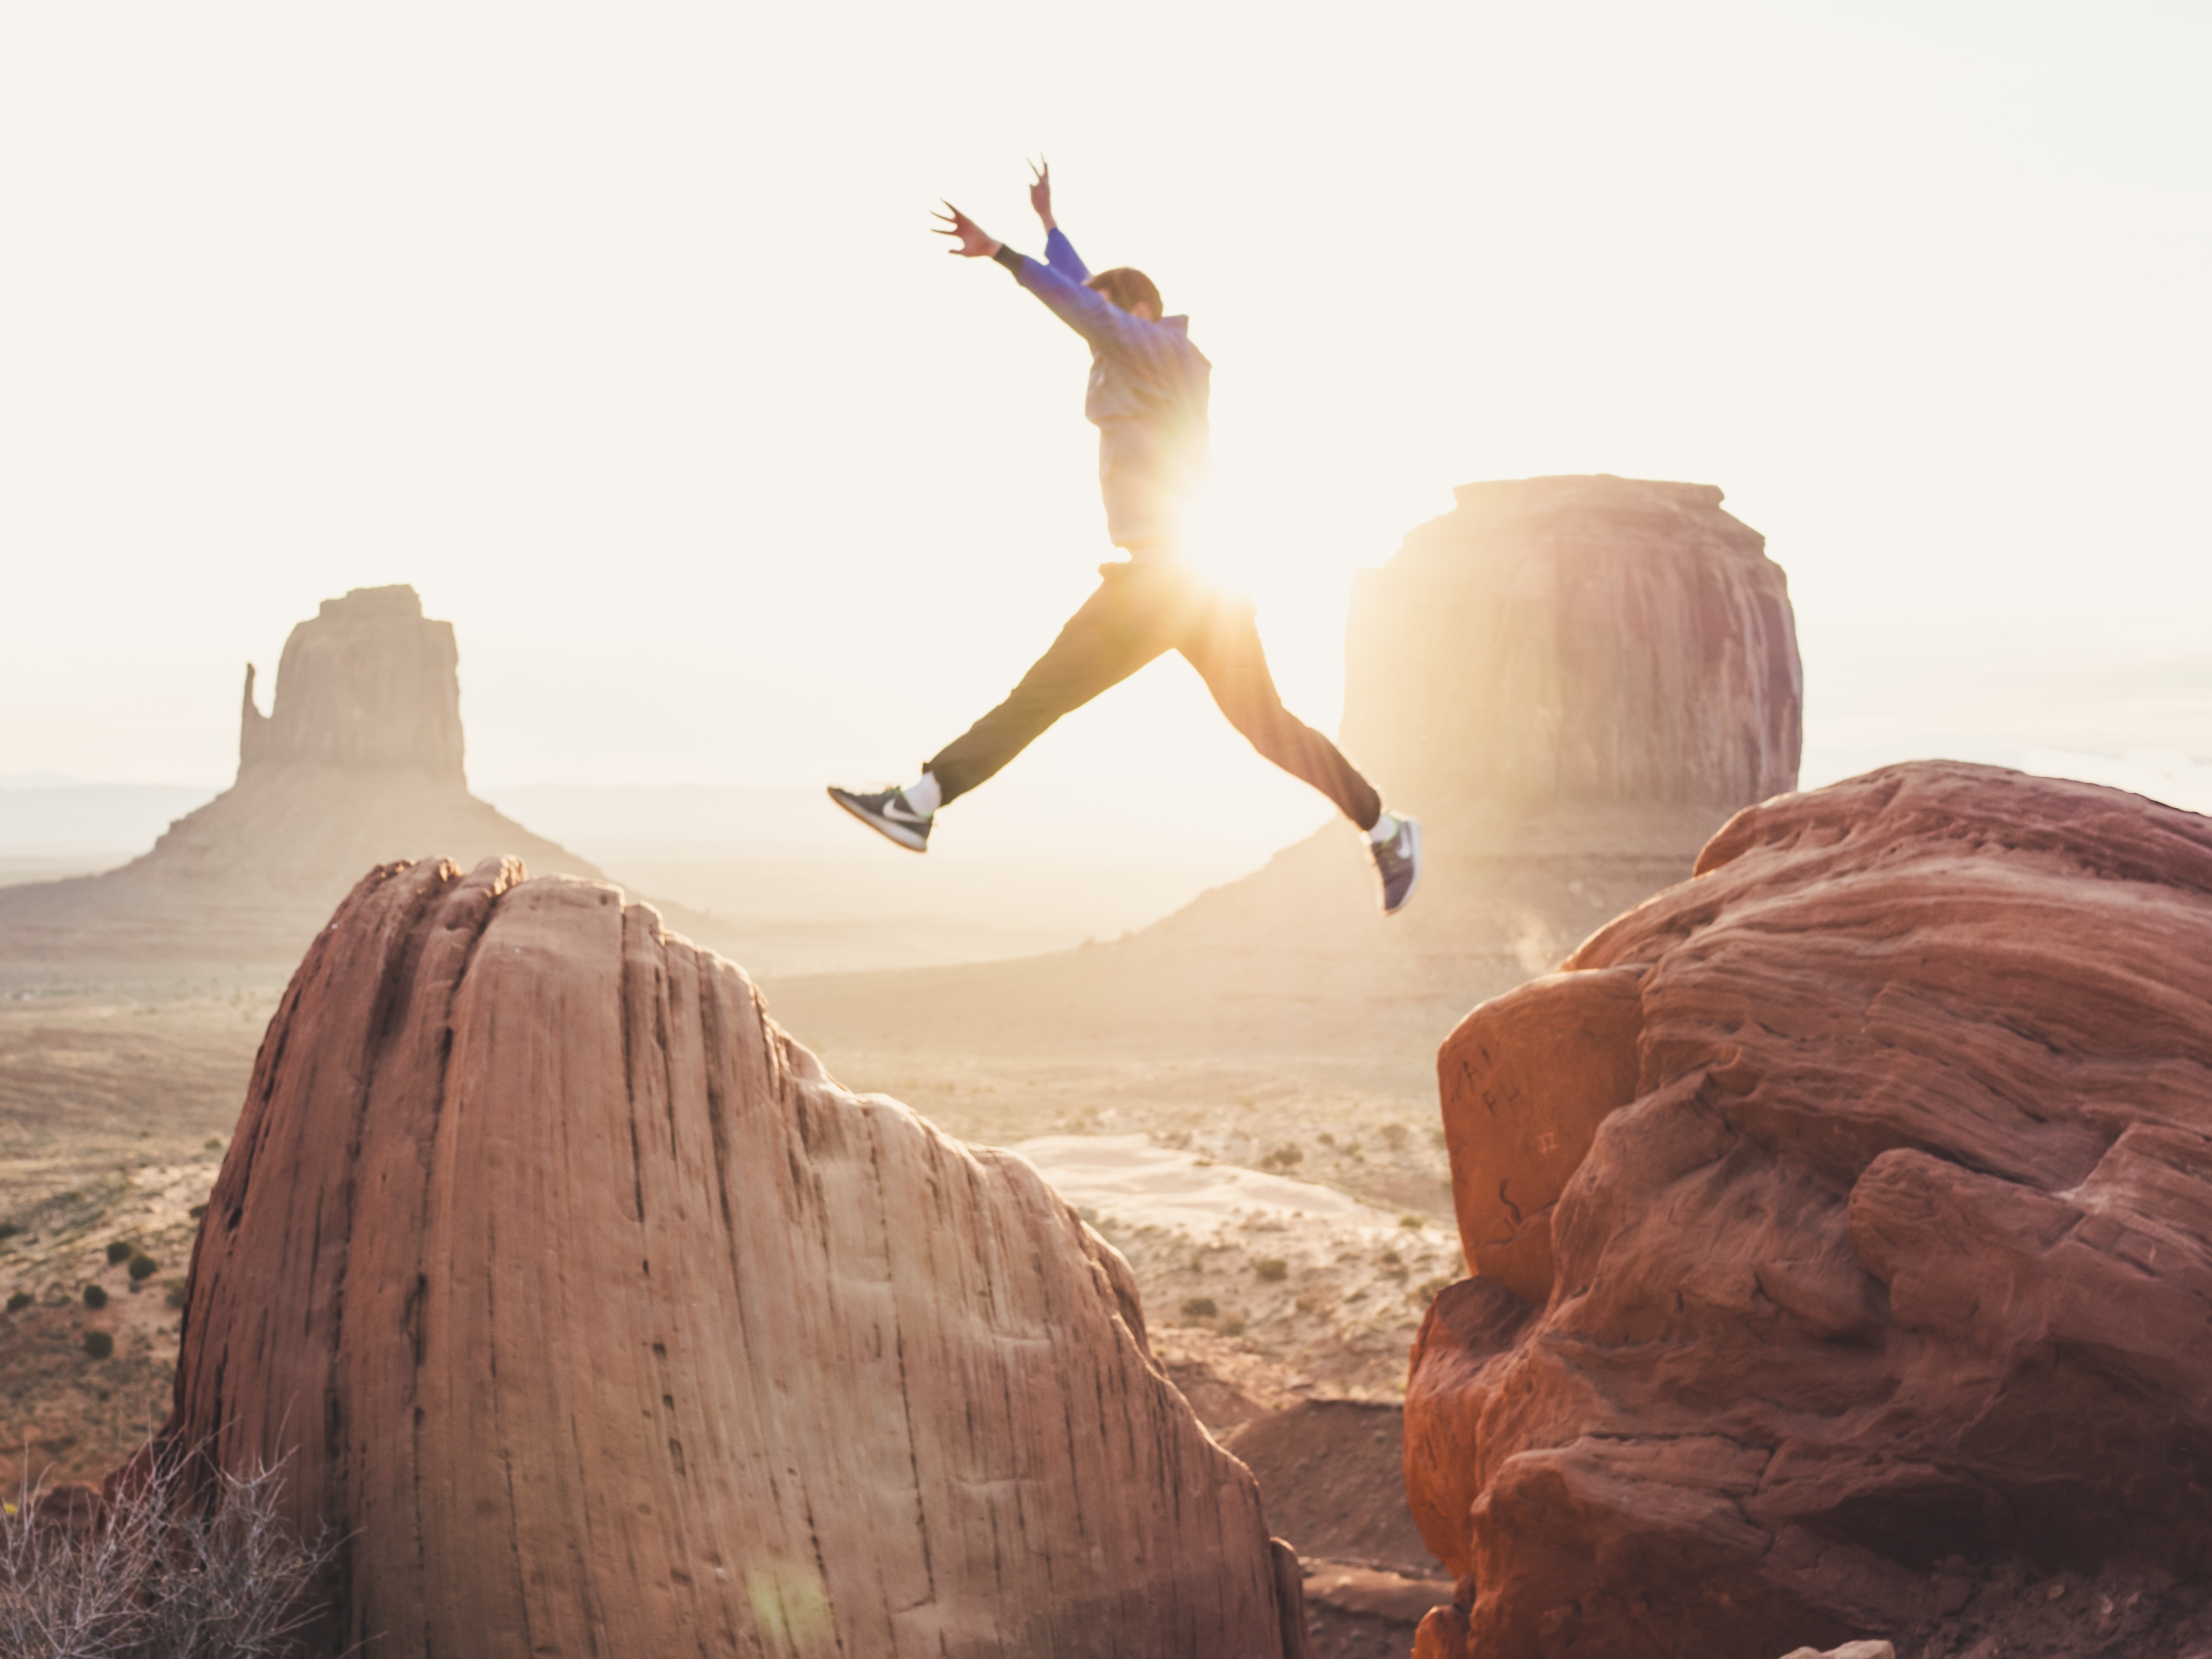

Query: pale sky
[4,3,2207,834]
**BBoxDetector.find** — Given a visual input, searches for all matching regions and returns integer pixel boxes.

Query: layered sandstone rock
[1405,762,2212,1658]
[159,859,1303,1658]
[0,587,594,966]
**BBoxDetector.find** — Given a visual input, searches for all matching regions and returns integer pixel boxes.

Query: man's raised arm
[1029,158,1091,282]
[932,187,1146,352]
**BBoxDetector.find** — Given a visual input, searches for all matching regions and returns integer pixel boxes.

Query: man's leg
[923,564,1180,805]
[1176,584,1383,829]
[1177,583,1421,912]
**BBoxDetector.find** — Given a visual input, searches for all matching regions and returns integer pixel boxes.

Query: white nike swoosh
[881,799,928,823]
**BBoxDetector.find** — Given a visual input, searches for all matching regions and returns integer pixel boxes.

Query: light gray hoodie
[1002,226,1211,551]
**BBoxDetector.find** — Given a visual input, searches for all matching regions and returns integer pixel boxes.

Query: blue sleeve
[1015,254,1149,352]
[1044,227,1091,283]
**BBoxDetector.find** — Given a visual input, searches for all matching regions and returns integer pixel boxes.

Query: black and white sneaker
[827,784,933,853]
[1370,814,1421,915]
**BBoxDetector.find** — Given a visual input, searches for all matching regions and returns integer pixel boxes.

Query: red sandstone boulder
[159,858,1304,1657]
[1405,761,2212,1658]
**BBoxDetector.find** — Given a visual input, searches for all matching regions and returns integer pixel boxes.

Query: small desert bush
[107,1242,135,1267]
[1253,1258,1288,1283]
[82,1332,113,1361]
[1180,1296,1217,1321]
[81,1286,107,1311]
[1256,1143,1303,1173]
[5,1293,29,1314]
[1,1444,336,1659]
[129,1255,159,1284]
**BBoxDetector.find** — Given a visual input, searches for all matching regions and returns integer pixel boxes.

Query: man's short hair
[1085,267,1163,318]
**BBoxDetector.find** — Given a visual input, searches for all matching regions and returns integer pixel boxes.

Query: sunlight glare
[1172,482,1266,597]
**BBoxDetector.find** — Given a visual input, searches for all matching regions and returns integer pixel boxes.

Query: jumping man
[829,163,1421,914]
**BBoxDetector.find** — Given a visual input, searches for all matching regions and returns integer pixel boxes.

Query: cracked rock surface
[154,856,1299,1658]
[1405,761,2212,1659]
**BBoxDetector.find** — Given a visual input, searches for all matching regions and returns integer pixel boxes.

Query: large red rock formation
[0,587,595,968]
[1339,474,1800,826]
[1404,761,2212,1658]
[160,858,1305,1658]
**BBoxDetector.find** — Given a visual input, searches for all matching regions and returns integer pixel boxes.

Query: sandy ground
[1,1160,219,1485]
[0,988,269,1484]
[1017,1135,1461,1399]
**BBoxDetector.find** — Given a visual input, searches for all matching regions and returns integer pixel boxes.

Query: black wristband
[990,243,1025,274]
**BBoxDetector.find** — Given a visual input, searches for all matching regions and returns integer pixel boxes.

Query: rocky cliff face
[238,585,466,781]
[1404,762,2212,1658]
[158,860,1304,1658]
[1340,475,1800,828]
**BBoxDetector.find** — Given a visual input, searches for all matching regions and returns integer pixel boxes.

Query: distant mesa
[0,584,596,967]
[1341,475,1800,826]
[237,584,468,782]
[147,858,1309,1657]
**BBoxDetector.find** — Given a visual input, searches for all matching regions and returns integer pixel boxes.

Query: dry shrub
[1,1442,337,1658]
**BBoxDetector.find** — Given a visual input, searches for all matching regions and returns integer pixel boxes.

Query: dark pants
[925,559,1382,829]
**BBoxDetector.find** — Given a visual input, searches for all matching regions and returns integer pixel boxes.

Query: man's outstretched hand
[1029,157,1055,232]
[932,204,1001,259]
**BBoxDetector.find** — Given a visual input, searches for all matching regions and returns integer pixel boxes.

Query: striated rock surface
[1405,761,2212,1658]
[158,858,1303,1658]
[0,587,595,967]
[1340,474,1801,827]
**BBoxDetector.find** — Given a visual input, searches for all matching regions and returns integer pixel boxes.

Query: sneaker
[1370,814,1421,915]
[827,784,933,853]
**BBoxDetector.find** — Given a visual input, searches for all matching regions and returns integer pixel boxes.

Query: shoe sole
[827,786,929,853]
[1382,817,1422,916]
